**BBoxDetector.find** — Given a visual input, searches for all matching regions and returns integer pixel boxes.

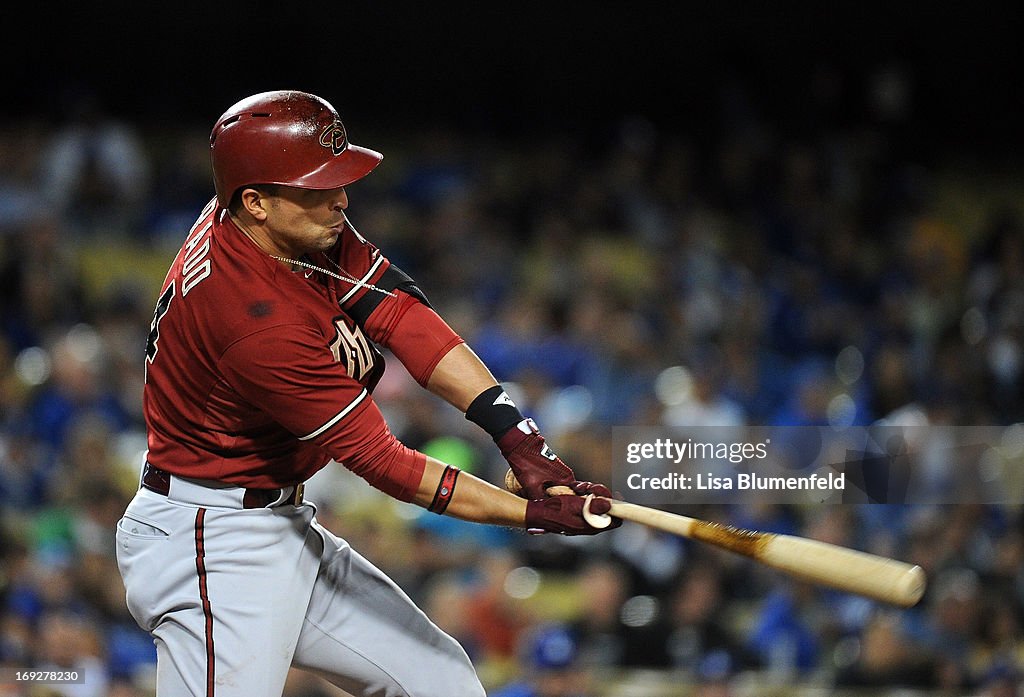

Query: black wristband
[428,466,461,514]
[465,385,525,440]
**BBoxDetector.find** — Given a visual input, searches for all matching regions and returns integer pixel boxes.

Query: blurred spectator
[26,325,131,457]
[491,623,594,697]
[568,560,632,669]
[0,214,87,352]
[0,124,46,234]
[746,584,822,681]
[33,609,110,697]
[834,611,941,690]
[0,419,52,511]
[691,649,739,697]
[660,565,761,674]
[462,550,535,673]
[661,351,747,430]
[38,88,151,239]
[919,568,984,689]
[144,132,218,246]
[977,661,1023,697]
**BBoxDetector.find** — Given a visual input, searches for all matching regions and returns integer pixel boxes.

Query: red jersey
[143,199,451,499]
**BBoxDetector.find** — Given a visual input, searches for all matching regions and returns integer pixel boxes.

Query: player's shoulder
[168,203,314,342]
[171,205,268,298]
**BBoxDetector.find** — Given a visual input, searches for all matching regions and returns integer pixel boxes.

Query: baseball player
[114,90,620,697]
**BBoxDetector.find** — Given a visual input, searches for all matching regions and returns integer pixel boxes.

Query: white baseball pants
[115,481,485,697]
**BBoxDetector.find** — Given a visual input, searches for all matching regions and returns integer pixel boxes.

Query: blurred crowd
[1,73,1023,697]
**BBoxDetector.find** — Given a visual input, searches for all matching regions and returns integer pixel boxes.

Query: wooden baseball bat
[506,472,926,607]
[599,499,925,607]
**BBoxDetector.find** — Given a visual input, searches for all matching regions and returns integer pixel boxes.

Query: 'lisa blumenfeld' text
[627,472,845,491]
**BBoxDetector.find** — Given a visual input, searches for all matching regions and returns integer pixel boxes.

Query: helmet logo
[319,122,348,156]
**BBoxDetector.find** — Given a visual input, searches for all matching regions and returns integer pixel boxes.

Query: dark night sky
[8,2,1022,159]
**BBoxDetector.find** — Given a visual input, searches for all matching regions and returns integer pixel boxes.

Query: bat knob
[504,467,524,496]
[582,494,613,529]
[898,565,928,607]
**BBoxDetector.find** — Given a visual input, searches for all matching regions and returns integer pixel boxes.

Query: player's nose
[330,187,348,211]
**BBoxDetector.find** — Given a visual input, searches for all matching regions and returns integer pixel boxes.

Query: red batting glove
[525,494,621,535]
[497,418,575,499]
[570,481,614,498]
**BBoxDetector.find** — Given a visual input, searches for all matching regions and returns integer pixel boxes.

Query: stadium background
[1,4,1022,696]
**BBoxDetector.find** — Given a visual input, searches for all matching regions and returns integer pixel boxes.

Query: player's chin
[318,230,340,249]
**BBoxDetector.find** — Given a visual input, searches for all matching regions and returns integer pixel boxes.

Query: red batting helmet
[209,90,383,207]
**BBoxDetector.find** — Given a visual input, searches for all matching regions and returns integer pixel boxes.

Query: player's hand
[497,418,576,499]
[525,494,621,535]
[570,480,614,498]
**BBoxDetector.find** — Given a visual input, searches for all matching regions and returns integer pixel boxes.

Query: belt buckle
[243,483,304,509]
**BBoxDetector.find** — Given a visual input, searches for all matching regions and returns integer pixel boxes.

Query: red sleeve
[325,221,464,386]
[220,325,426,501]
[330,412,427,502]
[363,293,464,386]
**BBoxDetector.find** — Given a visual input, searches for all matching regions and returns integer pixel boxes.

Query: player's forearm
[413,456,527,527]
[424,343,499,411]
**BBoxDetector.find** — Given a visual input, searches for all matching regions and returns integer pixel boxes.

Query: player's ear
[238,187,270,220]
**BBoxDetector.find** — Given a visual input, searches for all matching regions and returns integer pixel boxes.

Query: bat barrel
[757,534,927,607]
[606,501,926,607]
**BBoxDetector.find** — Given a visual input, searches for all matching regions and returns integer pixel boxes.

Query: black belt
[141,463,303,509]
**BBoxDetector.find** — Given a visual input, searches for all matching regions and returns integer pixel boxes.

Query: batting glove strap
[497,419,575,498]
[570,481,614,498]
[525,495,617,535]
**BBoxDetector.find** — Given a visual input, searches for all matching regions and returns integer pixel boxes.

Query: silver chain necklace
[232,212,395,298]
[269,255,396,297]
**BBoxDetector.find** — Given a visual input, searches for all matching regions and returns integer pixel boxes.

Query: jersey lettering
[146,282,176,372]
[182,222,213,296]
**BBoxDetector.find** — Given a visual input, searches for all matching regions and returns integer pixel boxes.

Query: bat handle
[505,469,614,530]
[504,467,580,498]
[545,485,576,496]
